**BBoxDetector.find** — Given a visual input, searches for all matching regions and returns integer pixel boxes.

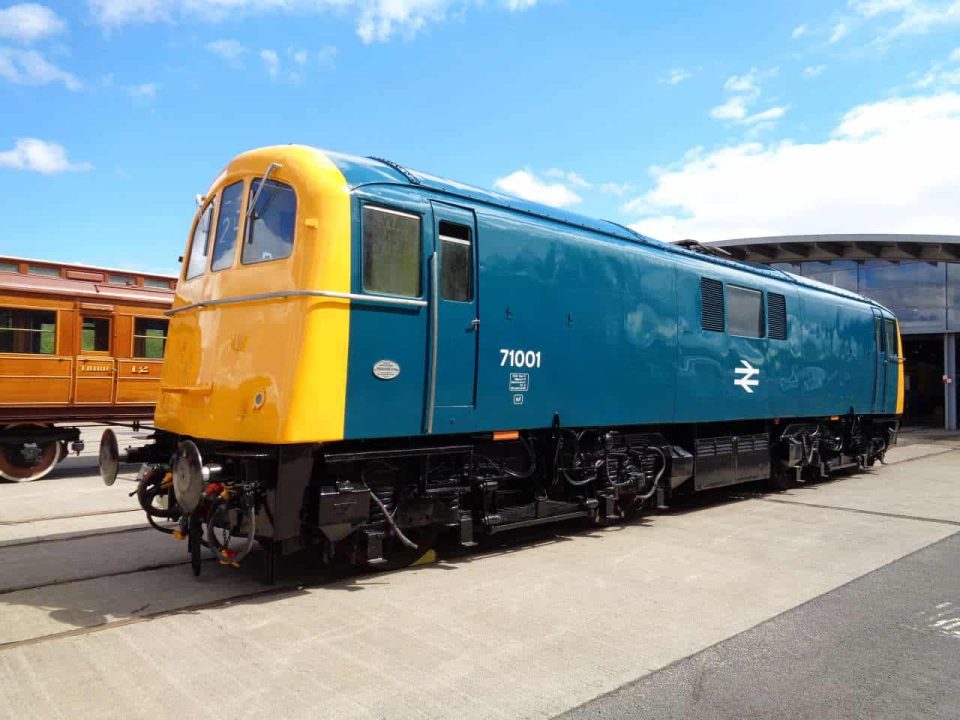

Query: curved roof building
[710,234,960,430]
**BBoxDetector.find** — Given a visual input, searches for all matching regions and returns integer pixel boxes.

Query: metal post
[945,333,957,431]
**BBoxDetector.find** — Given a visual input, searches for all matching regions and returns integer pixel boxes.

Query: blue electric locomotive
[100,146,903,577]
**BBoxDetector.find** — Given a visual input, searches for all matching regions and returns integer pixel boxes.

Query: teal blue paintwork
[337,153,899,441]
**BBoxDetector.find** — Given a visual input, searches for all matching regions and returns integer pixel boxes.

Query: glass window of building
[242,179,297,265]
[860,260,946,334]
[800,260,858,292]
[0,308,56,354]
[727,285,764,338]
[133,318,168,359]
[362,206,422,297]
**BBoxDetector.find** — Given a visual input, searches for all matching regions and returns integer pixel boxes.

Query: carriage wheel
[0,425,63,482]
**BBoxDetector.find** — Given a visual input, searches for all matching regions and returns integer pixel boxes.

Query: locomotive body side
[341,180,898,439]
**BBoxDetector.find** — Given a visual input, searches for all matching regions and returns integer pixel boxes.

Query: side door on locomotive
[872,308,902,415]
[344,192,479,439]
[428,201,480,431]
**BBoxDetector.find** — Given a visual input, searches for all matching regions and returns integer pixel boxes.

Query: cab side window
[884,319,897,356]
[185,202,215,279]
[362,205,422,297]
[242,179,297,265]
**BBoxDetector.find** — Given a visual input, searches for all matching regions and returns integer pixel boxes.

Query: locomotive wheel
[0,425,63,482]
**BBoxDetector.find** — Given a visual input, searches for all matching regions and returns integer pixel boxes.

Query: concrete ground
[0,428,958,719]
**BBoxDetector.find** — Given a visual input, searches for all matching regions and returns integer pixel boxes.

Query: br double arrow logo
[734,359,760,394]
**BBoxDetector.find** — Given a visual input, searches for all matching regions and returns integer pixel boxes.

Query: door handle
[470,319,479,331]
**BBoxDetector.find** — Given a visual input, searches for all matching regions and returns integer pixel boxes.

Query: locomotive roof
[323,150,888,313]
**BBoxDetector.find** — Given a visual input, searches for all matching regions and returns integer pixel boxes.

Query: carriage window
[144,277,171,289]
[108,273,135,286]
[0,308,56,354]
[242,179,296,265]
[212,181,244,271]
[133,318,168,359]
[28,265,59,278]
[884,319,898,357]
[185,202,215,279]
[81,317,110,353]
[0,262,19,274]
[727,285,764,338]
[439,221,473,302]
[363,205,422,297]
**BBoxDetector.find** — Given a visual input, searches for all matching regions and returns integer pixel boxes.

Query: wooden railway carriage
[100,146,904,578]
[0,257,174,480]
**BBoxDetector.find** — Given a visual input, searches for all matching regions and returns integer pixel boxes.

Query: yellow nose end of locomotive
[154,145,352,445]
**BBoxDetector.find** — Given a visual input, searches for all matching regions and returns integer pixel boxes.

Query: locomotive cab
[157,146,354,445]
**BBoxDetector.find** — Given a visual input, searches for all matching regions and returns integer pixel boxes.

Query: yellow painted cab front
[155,146,353,444]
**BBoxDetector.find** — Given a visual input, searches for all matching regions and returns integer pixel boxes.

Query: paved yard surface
[0,428,958,719]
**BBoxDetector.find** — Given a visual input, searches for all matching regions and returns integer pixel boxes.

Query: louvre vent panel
[700,277,725,332]
[768,292,787,340]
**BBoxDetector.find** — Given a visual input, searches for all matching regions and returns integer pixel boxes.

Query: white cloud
[850,0,960,38]
[804,64,828,78]
[254,46,336,81]
[128,81,157,100]
[0,138,92,174]
[711,67,784,128]
[624,91,960,241]
[0,47,81,90]
[912,46,960,88]
[710,96,748,120]
[541,168,631,196]
[791,23,807,38]
[741,106,788,125]
[493,169,582,208]
[662,67,692,85]
[260,48,279,77]
[86,0,538,43]
[723,67,778,95]
[0,3,65,43]
[206,38,247,67]
[829,22,849,43]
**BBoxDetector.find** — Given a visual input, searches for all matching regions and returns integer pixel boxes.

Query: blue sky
[1,0,959,275]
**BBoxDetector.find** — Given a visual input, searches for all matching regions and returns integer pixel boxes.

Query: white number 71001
[500,349,542,368]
